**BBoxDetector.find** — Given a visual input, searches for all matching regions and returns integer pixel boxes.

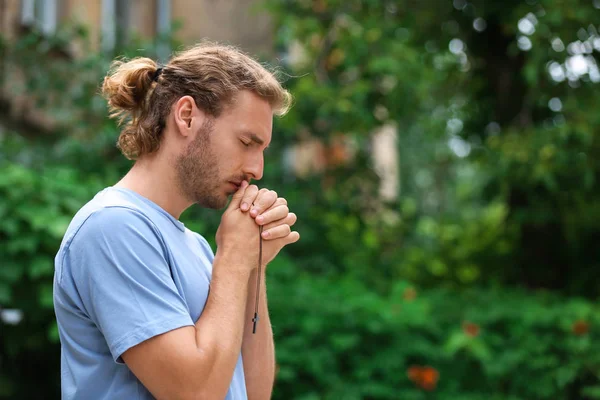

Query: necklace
[252,225,263,334]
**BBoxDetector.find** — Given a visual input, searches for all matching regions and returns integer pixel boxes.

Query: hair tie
[152,67,163,82]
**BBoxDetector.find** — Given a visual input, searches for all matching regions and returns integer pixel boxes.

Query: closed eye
[240,140,251,147]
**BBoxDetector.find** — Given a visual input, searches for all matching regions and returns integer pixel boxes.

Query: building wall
[0,0,273,55]
[171,0,273,56]
[0,0,275,137]
[0,0,21,42]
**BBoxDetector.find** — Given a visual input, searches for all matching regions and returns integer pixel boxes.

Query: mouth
[228,181,242,191]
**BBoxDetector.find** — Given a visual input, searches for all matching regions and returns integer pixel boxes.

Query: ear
[173,96,205,137]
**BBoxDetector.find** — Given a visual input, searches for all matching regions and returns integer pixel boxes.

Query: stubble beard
[175,119,227,209]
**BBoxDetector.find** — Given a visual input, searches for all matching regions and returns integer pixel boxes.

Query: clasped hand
[215,181,299,270]
[238,181,297,241]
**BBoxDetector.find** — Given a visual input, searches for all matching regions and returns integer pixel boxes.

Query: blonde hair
[101,42,293,160]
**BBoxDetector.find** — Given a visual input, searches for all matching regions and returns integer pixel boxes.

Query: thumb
[227,180,249,210]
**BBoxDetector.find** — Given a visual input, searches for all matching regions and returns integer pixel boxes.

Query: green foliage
[268,257,600,399]
[0,161,106,398]
[485,122,600,294]
[1,0,600,398]
[262,0,600,296]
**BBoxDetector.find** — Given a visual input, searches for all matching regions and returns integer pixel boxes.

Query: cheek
[216,149,238,176]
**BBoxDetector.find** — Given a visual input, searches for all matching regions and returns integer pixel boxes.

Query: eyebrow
[248,133,269,149]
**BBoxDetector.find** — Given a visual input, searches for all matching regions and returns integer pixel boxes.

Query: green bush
[263,0,600,297]
[0,161,106,398]
[1,159,597,399]
[2,0,600,398]
[268,261,600,399]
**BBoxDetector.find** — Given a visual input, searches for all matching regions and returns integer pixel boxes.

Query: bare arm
[121,185,260,400]
[121,253,251,400]
[120,183,298,400]
[242,268,276,400]
[237,190,298,399]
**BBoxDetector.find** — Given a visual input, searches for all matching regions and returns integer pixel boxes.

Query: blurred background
[1,0,599,399]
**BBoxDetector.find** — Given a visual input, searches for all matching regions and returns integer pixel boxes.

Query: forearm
[193,254,251,399]
[242,268,276,400]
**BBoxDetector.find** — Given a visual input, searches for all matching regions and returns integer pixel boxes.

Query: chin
[194,193,228,210]
[215,197,229,209]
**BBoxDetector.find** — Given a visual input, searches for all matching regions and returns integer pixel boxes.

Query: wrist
[213,251,255,277]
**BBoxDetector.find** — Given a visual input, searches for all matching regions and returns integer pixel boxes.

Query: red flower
[407,365,439,391]
[572,320,590,336]
[462,321,480,338]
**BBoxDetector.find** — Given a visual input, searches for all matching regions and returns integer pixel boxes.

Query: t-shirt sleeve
[63,206,194,363]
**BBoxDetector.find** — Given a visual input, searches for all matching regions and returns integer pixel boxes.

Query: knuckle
[278,197,287,205]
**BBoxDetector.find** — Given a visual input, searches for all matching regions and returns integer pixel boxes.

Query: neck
[114,151,192,219]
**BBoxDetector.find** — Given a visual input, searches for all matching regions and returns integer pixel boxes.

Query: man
[53,42,300,400]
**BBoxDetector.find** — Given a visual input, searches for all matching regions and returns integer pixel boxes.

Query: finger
[261,213,297,231]
[250,190,277,218]
[240,185,259,212]
[259,197,287,211]
[258,197,287,216]
[273,197,287,207]
[255,205,289,226]
[227,180,249,210]
[261,223,291,240]
[282,231,300,245]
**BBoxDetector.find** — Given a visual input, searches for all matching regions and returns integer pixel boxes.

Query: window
[37,0,58,36]
[101,0,132,52]
[21,0,59,36]
[20,0,35,26]
[156,0,171,62]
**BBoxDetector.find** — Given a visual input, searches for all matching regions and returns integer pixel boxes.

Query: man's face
[175,91,273,209]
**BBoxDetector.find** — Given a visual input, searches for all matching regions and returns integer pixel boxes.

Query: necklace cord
[252,225,263,334]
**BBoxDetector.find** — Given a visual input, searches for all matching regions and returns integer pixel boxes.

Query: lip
[228,181,241,190]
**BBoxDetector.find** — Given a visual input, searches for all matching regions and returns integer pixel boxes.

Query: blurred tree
[263,0,600,296]
[1,0,600,398]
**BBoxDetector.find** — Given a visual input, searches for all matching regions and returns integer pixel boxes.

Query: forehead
[220,91,273,145]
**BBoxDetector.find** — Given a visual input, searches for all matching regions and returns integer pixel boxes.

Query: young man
[53,42,300,400]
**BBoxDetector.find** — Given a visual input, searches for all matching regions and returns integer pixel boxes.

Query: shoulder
[60,187,160,243]
[85,205,157,232]
[77,204,159,236]
[60,205,166,265]
[56,205,170,282]
[78,206,165,250]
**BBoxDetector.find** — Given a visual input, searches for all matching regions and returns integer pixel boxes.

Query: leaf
[28,257,53,279]
[48,320,60,343]
[0,283,11,303]
[582,386,600,399]
[38,283,54,309]
[444,331,469,355]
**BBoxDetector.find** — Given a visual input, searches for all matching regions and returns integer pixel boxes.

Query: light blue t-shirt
[53,186,247,400]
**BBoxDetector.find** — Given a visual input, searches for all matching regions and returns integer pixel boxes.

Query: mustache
[230,175,249,184]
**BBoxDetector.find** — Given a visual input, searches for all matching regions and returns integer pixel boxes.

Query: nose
[244,153,264,181]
